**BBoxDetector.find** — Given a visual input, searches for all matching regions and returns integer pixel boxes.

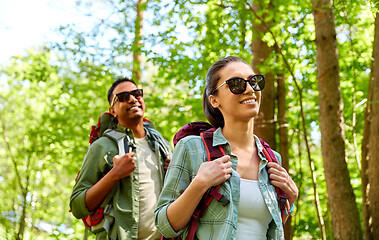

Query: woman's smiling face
[210,61,262,124]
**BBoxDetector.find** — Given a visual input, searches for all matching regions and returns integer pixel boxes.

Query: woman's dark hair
[107,78,137,105]
[202,56,249,128]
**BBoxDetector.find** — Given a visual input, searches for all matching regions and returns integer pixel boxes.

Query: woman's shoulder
[173,135,208,157]
[175,134,203,146]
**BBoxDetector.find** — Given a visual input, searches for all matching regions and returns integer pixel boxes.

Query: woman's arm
[155,138,233,237]
[166,155,232,231]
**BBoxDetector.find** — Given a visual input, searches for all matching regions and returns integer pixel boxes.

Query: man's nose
[128,94,138,103]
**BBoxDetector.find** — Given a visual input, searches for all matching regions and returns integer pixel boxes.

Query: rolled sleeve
[70,188,91,219]
[70,138,116,219]
[155,205,185,238]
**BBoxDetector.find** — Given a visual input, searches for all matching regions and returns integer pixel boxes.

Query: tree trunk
[277,73,292,239]
[251,7,276,148]
[361,12,377,240]
[16,191,28,240]
[132,0,147,84]
[312,0,362,239]
[1,122,28,240]
[368,12,379,240]
[361,87,371,240]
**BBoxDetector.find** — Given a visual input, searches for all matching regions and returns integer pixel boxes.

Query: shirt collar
[212,127,229,147]
[116,123,156,150]
[116,124,133,136]
[213,127,264,155]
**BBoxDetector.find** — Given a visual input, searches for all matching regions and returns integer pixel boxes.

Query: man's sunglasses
[212,75,265,95]
[111,89,143,106]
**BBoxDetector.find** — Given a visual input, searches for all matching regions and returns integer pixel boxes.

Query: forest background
[0,0,378,239]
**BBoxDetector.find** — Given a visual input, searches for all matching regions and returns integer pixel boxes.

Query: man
[70,78,171,239]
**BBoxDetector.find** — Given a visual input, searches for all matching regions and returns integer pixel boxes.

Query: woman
[155,56,298,240]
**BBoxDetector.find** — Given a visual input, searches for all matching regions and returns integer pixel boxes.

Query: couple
[70,56,298,240]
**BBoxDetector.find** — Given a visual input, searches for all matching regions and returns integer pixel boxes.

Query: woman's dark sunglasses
[212,75,265,95]
[111,89,143,106]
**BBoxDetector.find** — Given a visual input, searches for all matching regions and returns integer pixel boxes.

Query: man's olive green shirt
[70,125,170,239]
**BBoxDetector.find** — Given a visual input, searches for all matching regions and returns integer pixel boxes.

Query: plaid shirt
[155,128,284,240]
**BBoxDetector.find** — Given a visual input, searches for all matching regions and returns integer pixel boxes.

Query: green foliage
[0,48,115,239]
[0,0,375,238]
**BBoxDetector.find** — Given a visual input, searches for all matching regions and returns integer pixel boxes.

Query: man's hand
[164,158,171,171]
[111,152,136,180]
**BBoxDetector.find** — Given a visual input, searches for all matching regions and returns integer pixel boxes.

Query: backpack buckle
[278,194,287,210]
[218,195,230,207]
[208,188,230,207]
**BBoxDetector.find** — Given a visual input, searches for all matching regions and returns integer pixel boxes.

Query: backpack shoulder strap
[259,138,279,164]
[200,128,224,161]
[145,126,171,160]
[104,129,131,156]
[186,129,229,240]
[259,138,288,221]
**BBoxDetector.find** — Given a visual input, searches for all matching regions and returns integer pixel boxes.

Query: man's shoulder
[144,126,165,141]
[146,127,161,136]
[89,134,119,150]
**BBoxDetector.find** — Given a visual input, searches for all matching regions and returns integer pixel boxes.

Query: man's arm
[85,152,136,211]
[70,139,136,218]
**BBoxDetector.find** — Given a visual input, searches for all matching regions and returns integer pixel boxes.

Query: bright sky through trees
[0,0,83,65]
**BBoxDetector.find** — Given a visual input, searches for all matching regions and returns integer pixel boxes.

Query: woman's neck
[222,119,255,148]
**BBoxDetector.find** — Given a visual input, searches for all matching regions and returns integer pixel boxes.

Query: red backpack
[170,121,288,240]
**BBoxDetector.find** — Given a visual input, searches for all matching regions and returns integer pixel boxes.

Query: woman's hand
[166,155,233,231]
[194,155,233,190]
[267,162,298,206]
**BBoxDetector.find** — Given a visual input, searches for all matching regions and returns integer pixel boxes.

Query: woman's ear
[209,95,219,108]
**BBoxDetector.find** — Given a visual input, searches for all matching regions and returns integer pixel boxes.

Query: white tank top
[236,178,273,240]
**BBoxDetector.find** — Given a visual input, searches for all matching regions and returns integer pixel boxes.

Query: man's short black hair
[107,78,137,105]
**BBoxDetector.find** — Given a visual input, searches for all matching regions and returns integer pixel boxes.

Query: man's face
[109,81,145,127]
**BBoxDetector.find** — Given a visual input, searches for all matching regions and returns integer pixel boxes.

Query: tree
[0,48,116,239]
[367,11,379,240]
[132,0,148,83]
[312,0,362,238]
[250,2,277,148]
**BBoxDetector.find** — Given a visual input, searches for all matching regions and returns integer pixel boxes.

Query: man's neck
[131,123,146,138]
[119,118,146,138]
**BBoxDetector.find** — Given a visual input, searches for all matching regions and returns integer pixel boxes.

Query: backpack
[170,121,288,240]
